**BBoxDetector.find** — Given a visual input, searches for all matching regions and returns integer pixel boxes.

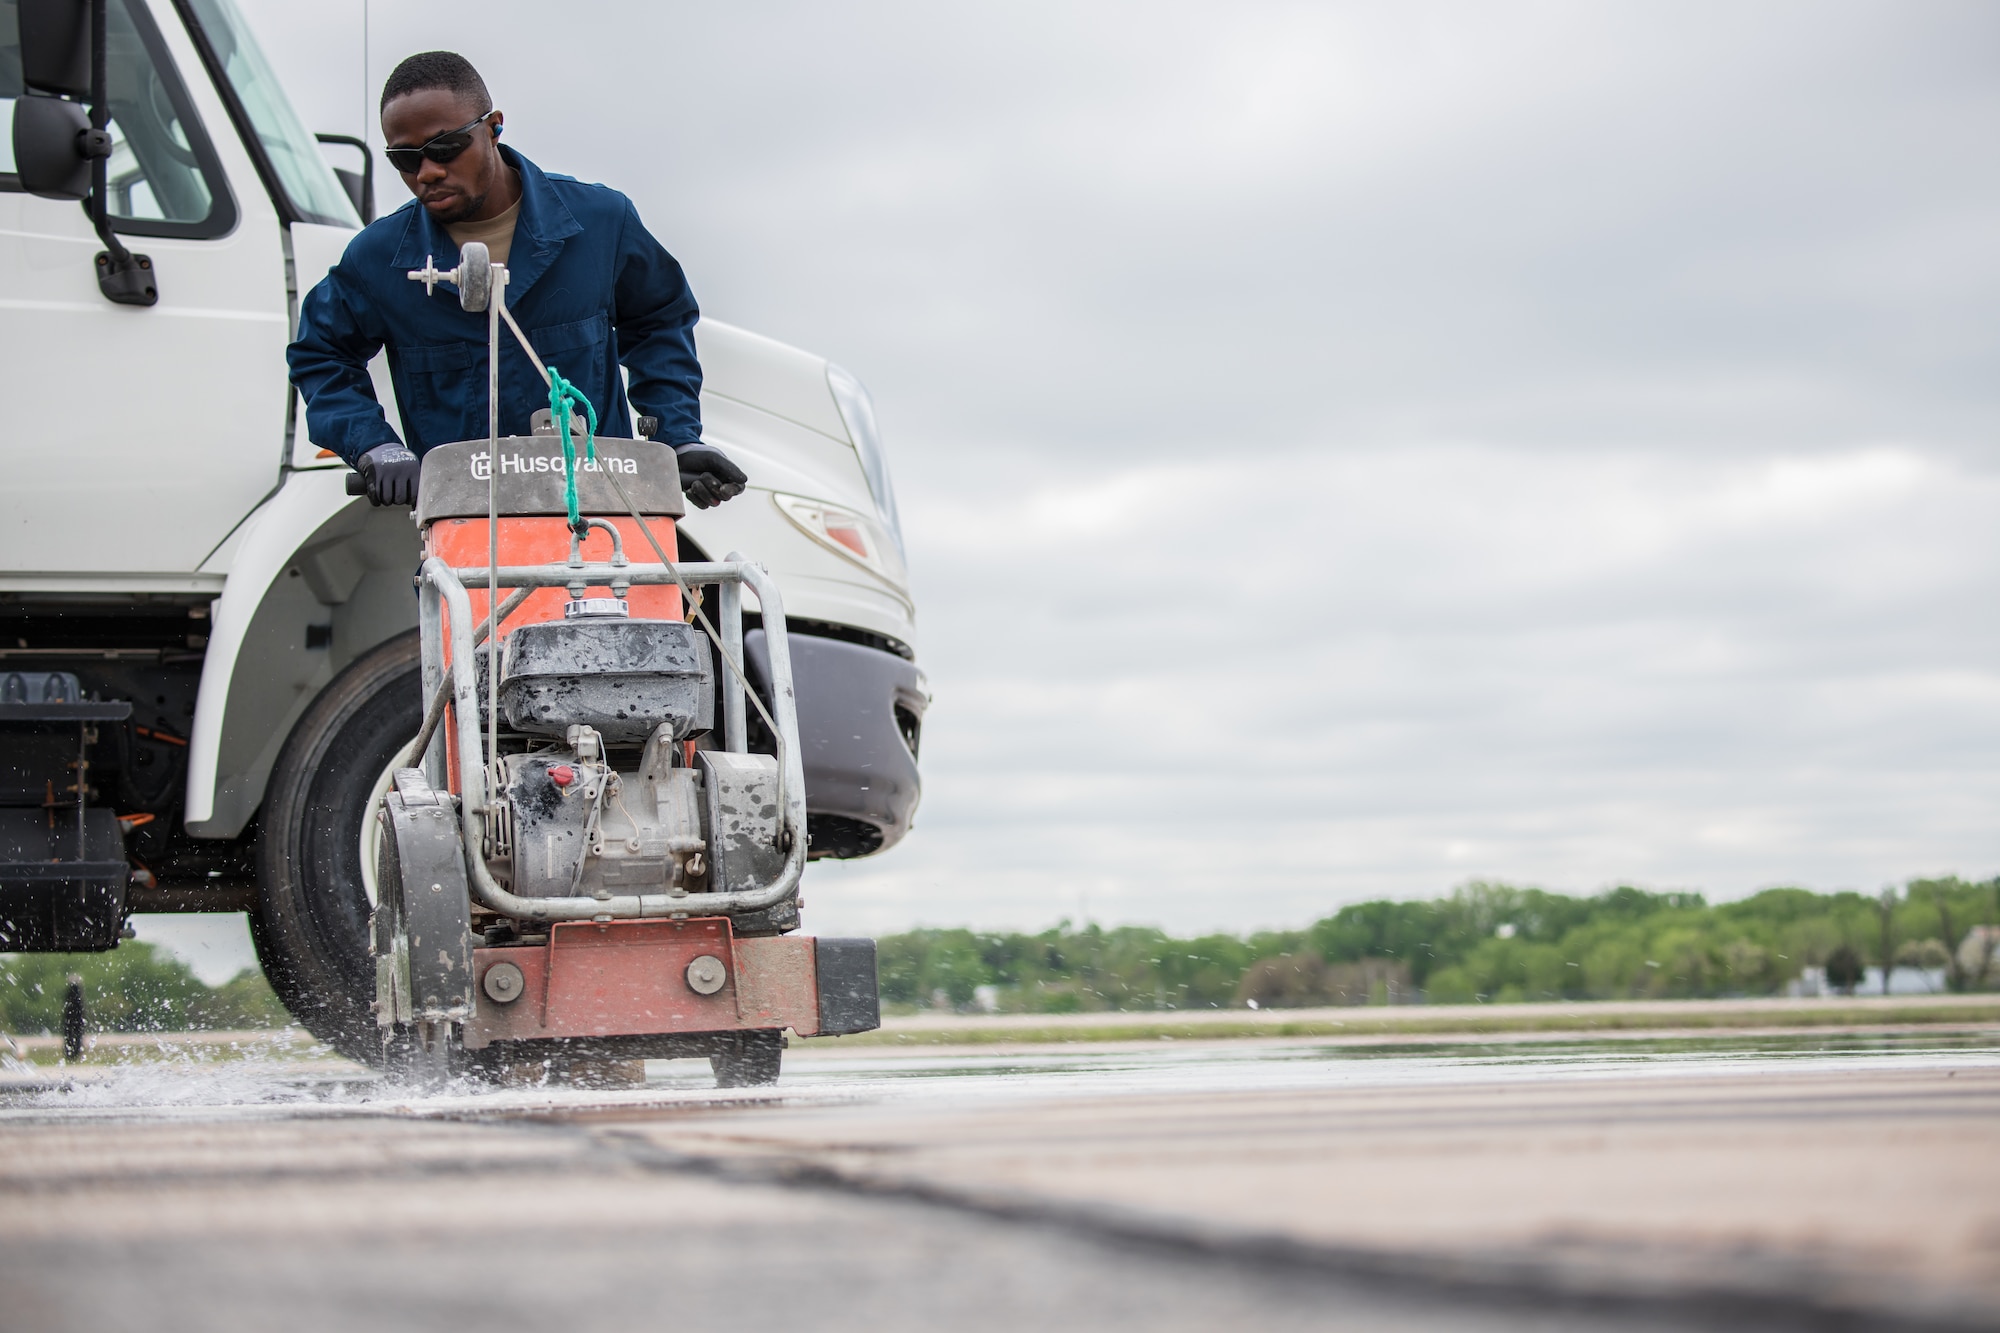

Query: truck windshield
[179,0,359,228]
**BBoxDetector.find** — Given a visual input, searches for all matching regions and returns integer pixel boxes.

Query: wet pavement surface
[2,1029,1996,1331]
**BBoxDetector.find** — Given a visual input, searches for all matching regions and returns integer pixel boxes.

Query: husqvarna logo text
[470,452,640,481]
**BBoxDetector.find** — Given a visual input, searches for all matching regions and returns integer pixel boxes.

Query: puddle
[3,1026,1992,1121]
[753,1027,2000,1106]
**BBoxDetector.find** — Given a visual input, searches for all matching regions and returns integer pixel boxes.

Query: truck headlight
[774,493,909,590]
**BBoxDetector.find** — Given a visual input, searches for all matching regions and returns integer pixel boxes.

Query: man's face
[381,89,506,225]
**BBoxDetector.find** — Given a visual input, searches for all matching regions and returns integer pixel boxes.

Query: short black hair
[379,51,491,114]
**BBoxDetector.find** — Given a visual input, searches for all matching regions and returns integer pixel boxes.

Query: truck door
[0,0,324,581]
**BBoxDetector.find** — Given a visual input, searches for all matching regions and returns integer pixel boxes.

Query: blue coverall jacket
[287,146,701,464]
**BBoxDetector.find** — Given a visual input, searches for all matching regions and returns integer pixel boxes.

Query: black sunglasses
[382,113,495,174]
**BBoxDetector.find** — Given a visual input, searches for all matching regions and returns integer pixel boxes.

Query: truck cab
[0,0,923,1053]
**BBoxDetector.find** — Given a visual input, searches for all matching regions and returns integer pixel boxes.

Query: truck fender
[184,471,419,835]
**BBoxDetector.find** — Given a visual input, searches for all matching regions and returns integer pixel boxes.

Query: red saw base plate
[462,917,821,1050]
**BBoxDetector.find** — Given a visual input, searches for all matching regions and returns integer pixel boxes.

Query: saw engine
[479,614,785,922]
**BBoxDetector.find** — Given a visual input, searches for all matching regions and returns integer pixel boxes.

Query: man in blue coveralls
[287,50,747,511]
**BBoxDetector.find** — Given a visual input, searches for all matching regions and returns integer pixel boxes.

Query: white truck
[0,0,924,1056]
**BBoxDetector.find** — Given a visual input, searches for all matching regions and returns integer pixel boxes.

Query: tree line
[880,878,2000,1012]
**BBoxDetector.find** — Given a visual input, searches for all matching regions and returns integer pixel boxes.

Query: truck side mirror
[12,95,102,199]
[13,0,103,201]
[14,0,156,305]
[18,0,92,98]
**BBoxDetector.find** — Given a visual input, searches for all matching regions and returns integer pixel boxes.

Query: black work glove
[357,443,421,507]
[674,442,748,509]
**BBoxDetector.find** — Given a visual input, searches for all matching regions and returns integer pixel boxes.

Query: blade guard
[373,769,475,1026]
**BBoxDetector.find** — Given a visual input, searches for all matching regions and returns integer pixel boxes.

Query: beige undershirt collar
[444,195,521,267]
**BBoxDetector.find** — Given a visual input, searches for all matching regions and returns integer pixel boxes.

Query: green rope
[546,364,599,531]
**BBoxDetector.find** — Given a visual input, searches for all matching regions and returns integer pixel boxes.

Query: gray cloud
[243,1,2000,937]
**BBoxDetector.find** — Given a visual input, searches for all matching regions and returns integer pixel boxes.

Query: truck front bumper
[748,630,926,859]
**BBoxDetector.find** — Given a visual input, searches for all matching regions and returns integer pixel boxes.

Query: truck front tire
[253,632,420,1063]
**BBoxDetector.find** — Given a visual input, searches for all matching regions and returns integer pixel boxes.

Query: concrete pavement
[0,1037,1994,1330]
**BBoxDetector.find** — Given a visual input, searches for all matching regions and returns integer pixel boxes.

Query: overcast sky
[143,1,2000,978]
